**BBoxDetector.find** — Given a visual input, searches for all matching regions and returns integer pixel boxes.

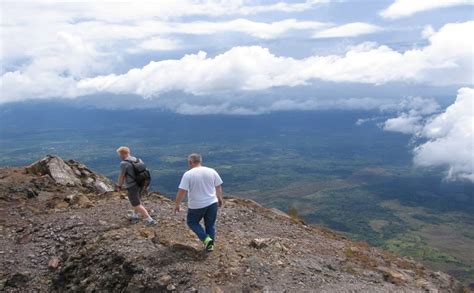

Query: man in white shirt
[175,153,223,252]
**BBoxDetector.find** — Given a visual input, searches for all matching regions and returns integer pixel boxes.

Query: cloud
[1,1,326,25]
[380,0,473,19]
[383,96,440,134]
[1,21,473,105]
[155,18,328,40]
[0,1,330,68]
[75,22,473,95]
[312,22,382,38]
[382,89,473,182]
[413,88,474,182]
[129,38,182,53]
[381,88,473,182]
[384,114,424,134]
[1,32,110,101]
[1,18,329,65]
[234,0,330,14]
[421,25,435,39]
[141,94,402,115]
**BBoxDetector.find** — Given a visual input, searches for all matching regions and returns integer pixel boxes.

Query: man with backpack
[116,146,157,225]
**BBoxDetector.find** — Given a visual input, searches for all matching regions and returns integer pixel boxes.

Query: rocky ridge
[0,156,466,292]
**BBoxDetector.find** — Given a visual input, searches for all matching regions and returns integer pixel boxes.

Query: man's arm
[214,170,224,207]
[117,162,127,190]
[117,173,125,190]
[174,188,187,213]
[216,185,223,207]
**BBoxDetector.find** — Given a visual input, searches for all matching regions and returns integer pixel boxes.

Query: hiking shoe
[127,213,140,222]
[145,218,157,226]
[203,235,212,245]
[203,236,214,252]
[206,240,215,252]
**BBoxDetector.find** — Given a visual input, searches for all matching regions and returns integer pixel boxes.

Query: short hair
[188,153,202,164]
[116,146,130,155]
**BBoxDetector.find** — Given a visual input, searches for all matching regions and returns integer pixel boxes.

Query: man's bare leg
[134,204,151,219]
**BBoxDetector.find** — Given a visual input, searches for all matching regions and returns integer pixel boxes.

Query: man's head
[116,146,131,160]
[187,153,202,168]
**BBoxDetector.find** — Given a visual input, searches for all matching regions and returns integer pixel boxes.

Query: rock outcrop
[0,156,466,292]
[26,155,114,193]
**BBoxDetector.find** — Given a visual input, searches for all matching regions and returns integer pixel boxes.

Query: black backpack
[126,158,151,188]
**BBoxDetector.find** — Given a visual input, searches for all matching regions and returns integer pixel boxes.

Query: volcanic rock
[26,155,114,193]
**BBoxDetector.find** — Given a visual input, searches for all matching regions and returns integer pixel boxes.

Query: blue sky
[0,0,473,181]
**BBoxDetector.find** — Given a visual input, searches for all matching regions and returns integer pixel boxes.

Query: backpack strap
[124,158,138,180]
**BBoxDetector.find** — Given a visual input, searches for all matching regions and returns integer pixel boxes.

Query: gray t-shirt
[120,156,141,188]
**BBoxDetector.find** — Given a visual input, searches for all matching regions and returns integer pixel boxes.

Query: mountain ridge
[0,156,465,292]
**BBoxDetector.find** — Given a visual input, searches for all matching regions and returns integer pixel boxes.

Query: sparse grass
[385,234,461,264]
[288,207,299,220]
[344,245,378,269]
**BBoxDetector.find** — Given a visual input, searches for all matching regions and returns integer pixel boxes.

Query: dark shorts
[127,185,143,207]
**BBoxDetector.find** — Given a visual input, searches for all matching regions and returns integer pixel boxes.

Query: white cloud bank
[383,96,440,134]
[0,18,329,64]
[384,114,424,134]
[1,0,326,25]
[384,88,474,182]
[415,88,474,182]
[77,21,474,95]
[161,18,328,39]
[0,0,332,66]
[380,0,473,19]
[1,21,473,104]
[313,22,382,38]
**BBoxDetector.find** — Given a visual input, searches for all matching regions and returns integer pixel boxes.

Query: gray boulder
[26,156,81,186]
[66,159,114,193]
[26,156,114,193]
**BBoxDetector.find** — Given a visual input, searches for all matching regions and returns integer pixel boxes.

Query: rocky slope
[0,156,466,292]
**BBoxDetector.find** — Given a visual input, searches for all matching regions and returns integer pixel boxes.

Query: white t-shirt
[178,166,223,209]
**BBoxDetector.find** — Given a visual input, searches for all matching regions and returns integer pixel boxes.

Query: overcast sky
[0,0,473,181]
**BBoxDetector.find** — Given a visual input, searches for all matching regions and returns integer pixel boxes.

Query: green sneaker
[203,236,214,252]
[203,236,212,245]
[206,240,215,252]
